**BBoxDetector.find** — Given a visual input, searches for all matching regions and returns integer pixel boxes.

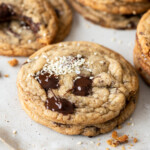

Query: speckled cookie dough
[17,42,139,136]
[77,0,150,15]
[49,0,72,43]
[69,0,141,29]
[0,0,58,56]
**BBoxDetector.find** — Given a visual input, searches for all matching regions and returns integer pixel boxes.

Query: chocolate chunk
[37,73,59,91]
[37,72,75,115]
[139,32,144,35]
[45,97,75,115]
[20,16,40,33]
[139,67,142,72]
[54,8,60,18]
[72,77,92,96]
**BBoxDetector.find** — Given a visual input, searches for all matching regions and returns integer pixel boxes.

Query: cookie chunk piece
[0,0,58,56]
[134,10,150,85]
[17,42,139,136]
[69,0,141,29]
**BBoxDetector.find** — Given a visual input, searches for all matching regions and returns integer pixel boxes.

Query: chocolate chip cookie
[69,0,140,29]
[17,42,139,136]
[0,0,58,56]
[134,10,150,85]
[49,0,72,43]
[77,0,150,15]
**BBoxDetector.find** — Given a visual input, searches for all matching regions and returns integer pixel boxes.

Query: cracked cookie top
[17,42,139,125]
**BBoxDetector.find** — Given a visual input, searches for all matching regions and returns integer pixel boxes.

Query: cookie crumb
[13,130,17,134]
[8,59,18,67]
[4,74,9,78]
[107,131,128,147]
[131,123,134,126]
[130,118,133,121]
[106,148,109,150]
[122,146,126,150]
[97,142,100,146]
[77,141,82,145]
[90,141,94,144]
[127,123,131,126]
[118,40,123,44]
[111,37,116,42]
[133,138,138,143]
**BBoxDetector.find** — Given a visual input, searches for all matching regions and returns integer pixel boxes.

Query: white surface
[0,12,150,150]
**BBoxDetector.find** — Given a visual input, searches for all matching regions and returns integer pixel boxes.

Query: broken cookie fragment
[107,131,128,147]
[8,58,18,67]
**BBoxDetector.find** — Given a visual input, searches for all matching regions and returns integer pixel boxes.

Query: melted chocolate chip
[0,3,40,33]
[0,3,16,21]
[37,73,59,91]
[45,97,75,115]
[20,16,40,33]
[72,77,92,96]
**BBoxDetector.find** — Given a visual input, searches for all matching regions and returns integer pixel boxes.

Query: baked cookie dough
[49,0,72,42]
[69,0,141,29]
[134,10,150,85]
[77,0,150,15]
[17,42,139,136]
[0,0,58,56]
